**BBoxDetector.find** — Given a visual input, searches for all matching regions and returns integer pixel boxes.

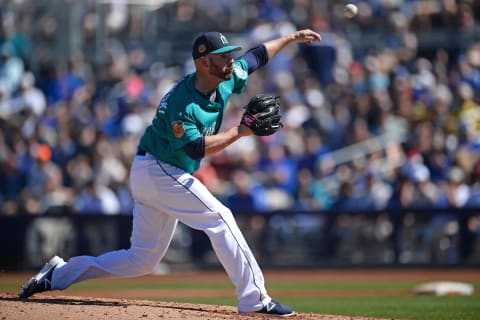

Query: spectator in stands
[74,179,120,215]
[0,42,23,95]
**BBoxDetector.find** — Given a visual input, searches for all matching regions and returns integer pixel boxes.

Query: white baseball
[343,3,358,19]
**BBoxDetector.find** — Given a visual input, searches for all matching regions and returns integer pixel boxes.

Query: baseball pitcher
[19,29,321,316]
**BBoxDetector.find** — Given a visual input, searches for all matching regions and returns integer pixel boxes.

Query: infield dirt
[0,293,393,320]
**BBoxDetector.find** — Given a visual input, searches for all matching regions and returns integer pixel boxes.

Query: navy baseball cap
[192,32,242,59]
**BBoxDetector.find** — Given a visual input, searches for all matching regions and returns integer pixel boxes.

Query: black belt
[136,148,147,156]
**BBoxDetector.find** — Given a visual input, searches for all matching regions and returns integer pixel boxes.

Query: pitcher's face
[207,52,234,80]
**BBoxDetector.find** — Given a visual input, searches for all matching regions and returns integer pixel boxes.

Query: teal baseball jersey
[138,59,249,173]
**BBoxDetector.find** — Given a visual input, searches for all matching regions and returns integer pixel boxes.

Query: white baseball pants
[51,154,271,312]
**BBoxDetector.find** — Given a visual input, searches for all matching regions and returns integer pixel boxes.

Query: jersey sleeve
[232,59,249,94]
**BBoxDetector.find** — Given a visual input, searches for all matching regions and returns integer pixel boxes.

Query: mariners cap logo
[219,33,228,45]
[172,120,184,138]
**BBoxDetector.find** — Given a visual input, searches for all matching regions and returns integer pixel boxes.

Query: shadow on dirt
[3,295,126,307]
[1,294,235,316]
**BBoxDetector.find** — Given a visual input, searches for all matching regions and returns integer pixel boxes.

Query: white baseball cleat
[18,256,64,299]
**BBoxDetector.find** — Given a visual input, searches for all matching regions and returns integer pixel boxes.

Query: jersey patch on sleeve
[172,120,185,138]
[233,65,247,79]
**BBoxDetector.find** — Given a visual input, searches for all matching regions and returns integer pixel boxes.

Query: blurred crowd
[0,0,480,217]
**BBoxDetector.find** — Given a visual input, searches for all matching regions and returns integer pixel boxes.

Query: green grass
[292,296,480,320]
[153,295,480,320]
[154,289,480,320]
[1,275,479,319]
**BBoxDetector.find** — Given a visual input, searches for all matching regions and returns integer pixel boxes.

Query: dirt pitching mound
[0,293,390,320]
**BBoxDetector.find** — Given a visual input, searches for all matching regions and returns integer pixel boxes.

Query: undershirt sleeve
[240,44,269,74]
[183,136,205,160]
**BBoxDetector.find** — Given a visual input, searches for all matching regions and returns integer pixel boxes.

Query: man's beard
[208,61,233,80]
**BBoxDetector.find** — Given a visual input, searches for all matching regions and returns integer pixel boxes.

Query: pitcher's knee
[204,207,238,236]
[218,207,237,226]
[127,248,160,275]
